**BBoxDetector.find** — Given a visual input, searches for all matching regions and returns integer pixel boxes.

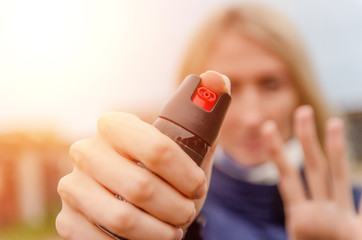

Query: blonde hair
[178,3,331,143]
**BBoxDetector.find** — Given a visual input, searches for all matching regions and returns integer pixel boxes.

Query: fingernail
[200,70,231,94]
[326,118,344,136]
[295,105,315,133]
[327,118,343,128]
[297,105,313,121]
[175,228,183,240]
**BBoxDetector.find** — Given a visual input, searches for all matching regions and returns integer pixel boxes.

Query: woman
[56,3,361,240]
[179,4,360,239]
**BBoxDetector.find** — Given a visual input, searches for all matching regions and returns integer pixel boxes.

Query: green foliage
[0,209,59,240]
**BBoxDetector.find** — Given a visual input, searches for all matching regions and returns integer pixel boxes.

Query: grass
[0,209,60,240]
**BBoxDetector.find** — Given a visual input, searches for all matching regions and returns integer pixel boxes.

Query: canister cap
[158,74,231,146]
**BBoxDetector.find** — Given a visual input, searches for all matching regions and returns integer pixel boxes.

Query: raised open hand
[262,106,362,240]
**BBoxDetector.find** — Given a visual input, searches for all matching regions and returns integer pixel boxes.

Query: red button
[192,87,217,111]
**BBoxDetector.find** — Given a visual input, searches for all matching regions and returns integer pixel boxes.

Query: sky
[0,0,362,139]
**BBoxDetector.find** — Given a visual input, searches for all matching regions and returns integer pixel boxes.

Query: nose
[232,87,264,129]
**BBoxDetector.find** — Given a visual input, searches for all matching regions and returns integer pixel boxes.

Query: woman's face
[205,29,300,166]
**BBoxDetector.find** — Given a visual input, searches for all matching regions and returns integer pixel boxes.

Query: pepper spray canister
[99,73,231,240]
[153,74,231,166]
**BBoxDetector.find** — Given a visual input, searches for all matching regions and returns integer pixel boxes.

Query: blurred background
[0,0,362,239]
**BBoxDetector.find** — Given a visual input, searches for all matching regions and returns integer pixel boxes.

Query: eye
[259,75,284,91]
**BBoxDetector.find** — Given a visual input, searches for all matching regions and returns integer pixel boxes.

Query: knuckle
[57,174,72,200]
[146,139,174,168]
[57,175,69,197]
[126,174,155,203]
[57,173,77,204]
[179,200,196,225]
[190,170,206,197]
[106,207,134,233]
[97,112,116,135]
[56,210,75,240]
[97,112,139,135]
[69,139,92,169]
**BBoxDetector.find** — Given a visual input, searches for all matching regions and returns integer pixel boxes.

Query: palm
[286,201,359,240]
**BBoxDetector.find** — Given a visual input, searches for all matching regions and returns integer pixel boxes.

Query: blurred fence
[0,131,71,230]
